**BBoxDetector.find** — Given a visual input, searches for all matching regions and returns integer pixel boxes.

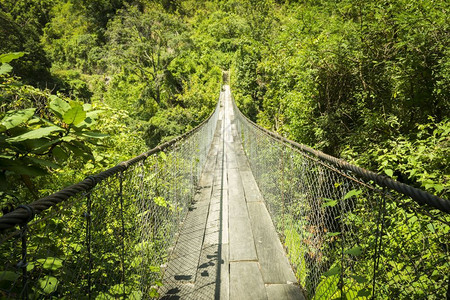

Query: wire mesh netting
[233,98,450,299]
[0,102,219,299]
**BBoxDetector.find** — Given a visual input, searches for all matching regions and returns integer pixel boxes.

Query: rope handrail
[232,96,450,214]
[0,101,219,232]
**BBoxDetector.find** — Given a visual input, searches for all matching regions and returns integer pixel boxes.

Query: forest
[0,0,449,299]
[1,0,448,210]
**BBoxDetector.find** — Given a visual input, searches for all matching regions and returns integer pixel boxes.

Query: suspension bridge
[0,85,449,299]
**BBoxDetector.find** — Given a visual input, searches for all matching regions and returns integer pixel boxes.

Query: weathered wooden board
[227,171,247,218]
[229,262,268,300]
[240,170,263,202]
[229,216,257,261]
[247,202,298,284]
[221,155,229,245]
[265,284,306,300]
[220,243,230,300]
[160,193,211,297]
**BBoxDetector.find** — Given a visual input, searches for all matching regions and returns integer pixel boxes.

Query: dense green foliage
[1,0,448,298]
[0,0,222,209]
[2,0,448,201]
[230,0,449,198]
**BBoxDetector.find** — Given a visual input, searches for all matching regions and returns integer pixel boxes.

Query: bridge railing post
[19,224,28,300]
[280,146,285,235]
[118,171,126,300]
[84,189,92,300]
[371,188,386,298]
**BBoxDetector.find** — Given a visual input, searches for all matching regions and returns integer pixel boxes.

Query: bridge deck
[160,86,304,299]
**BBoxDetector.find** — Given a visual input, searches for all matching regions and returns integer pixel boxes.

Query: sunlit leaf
[150,266,160,272]
[0,52,25,63]
[384,169,393,177]
[343,189,362,200]
[37,276,58,294]
[1,108,36,130]
[6,126,64,142]
[37,257,63,271]
[322,198,338,207]
[49,96,71,118]
[129,291,142,299]
[154,196,167,207]
[0,63,13,75]
[326,232,341,237]
[78,131,109,139]
[63,105,86,125]
[159,152,167,161]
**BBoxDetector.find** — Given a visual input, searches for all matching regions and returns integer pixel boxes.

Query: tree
[107,5,191,107]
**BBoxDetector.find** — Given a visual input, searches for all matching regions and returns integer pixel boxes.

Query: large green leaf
[0,158,47,176]
[77,131,109,139]
[26,157,60,169]
[6,126,64,142]
[52,146,69,162]
[343,189,362,200]
[49,96,71,118]
[324,265,340,277]
[74,117,95,129]
[63,105,86,125]
[74,110,103,129]
[0,52,25,63]
[32,138,63,153]
[0,271,20,282]
[86,110,104,119]
[344,246,362,256]
[1,108,36,130]
[3,163,48,176]
[0,63,13,75]
[65,142,94,161]
[37,276,58,294]
[37,257,63,271]
[351,275,368,284]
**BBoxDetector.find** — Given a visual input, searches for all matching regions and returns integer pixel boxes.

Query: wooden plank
[221,167,229,245]
[230,262,267,300]
[227,170,247,218]
[229,216,257,261]
[247,202,298,284]
[235,154,250,172]
[220,243,230,300]
[225,149,238,170]
[162,197,209,278]
[265,284,306,300]
[240,170,263,202]
[193,197,220,299]
[192,242,218,299]
[160,136,218,297]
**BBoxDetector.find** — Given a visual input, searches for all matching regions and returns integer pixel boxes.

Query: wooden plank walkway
[160,85,305,300]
